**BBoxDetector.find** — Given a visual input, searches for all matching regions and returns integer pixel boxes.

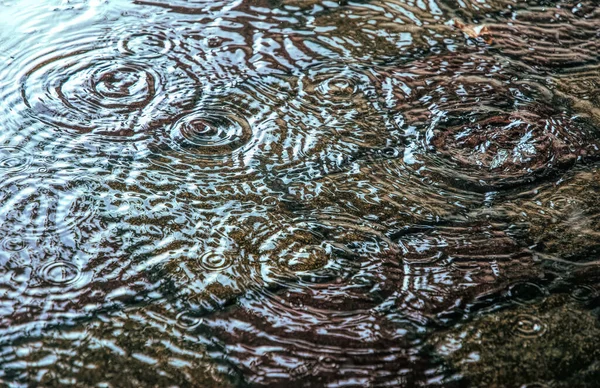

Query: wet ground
[0,0,599,386]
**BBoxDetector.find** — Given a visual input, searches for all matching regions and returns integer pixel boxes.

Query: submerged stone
[430,294,600,387]
[487,165,600,263]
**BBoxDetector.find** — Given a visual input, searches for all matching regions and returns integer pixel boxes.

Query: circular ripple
[118,31,174,59]
[263,101,402,190]
[38,261,82,286]
[198,251,234,272]
[258,226,333,279]
[22,57,160,134]
[2,235,26,251]
[428,108,592,188]
[91,64,155,106]
[286,155,485,234]
[202,234,419,386]
[513,314,547,338]
[169,110,252,157]
[175,311,204,330]
[0,27,201,139]
[383,54,600,190]
[570,285,596,302]
[148,78,286,180]
[152,209,341,316]
[376,223,542,325]
[261,196,278,207]
[0,146,32,173]
[296,63,379,117]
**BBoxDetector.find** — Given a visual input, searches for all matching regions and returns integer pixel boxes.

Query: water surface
[1,0,600,386]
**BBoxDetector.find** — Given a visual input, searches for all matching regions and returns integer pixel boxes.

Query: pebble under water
[1,0,600,386]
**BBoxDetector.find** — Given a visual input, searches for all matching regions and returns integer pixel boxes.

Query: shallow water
[0,0,600,386]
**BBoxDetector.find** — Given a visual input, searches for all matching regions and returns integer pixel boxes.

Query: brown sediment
[1,303,241,387]
[484,165,600,264]
[429,294,600,387]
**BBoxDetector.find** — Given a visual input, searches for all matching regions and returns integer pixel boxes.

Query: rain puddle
[1,0,599,386]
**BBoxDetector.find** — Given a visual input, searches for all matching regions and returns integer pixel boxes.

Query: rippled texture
[1,0,600,387]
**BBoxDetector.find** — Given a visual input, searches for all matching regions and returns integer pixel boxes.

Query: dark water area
[1,0,600,386]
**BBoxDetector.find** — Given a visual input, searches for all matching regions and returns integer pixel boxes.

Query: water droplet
[199,251,233,272]
[206,36,223,48]
[318,77,357,97]
[513,314,546,338]
[119,32,173,58]
[169,110,251,157]
[176,311,203,330]
[570,285,596,302]
[318,356,338,369]
[39,261,81,286]
[2,235,25,251]
[381,147,400,158]
[0,146,31,173]
[298,64,375,115]
[262,196,278,207]
[43,155,57,164]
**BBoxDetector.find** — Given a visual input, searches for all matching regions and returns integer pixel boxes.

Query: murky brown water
[1,0,599,386]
